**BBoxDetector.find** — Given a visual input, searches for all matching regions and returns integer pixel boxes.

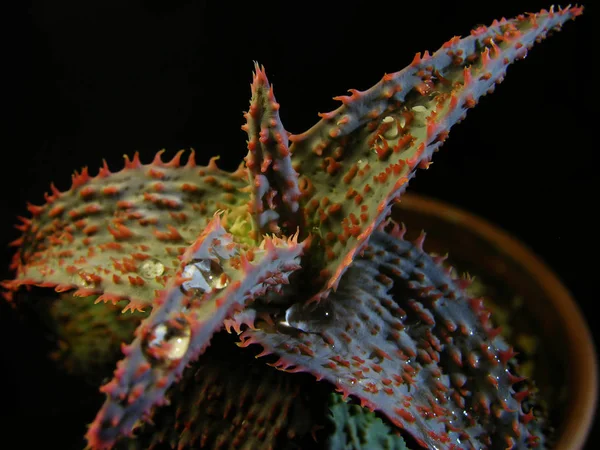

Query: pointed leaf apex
[252,61,269,87]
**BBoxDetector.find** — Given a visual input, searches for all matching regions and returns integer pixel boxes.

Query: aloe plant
[2,5,582,449]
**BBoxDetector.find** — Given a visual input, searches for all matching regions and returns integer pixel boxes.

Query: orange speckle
[84,204,102,215]
[131,253,151,261]
[83,225,99,236]
[128,276,145,286]
[116,200,135,209]
[79,186,95,199]
[48,205,65,218]
[393,134,413,153]
[168,211,188,222]
[102,185,119,196]
[153,225,183,241]
[181,183,198,192]
[99,242,123,251]
[148,168,165,179]
[327,203,342,214]
[463,94,476,108]
[107,223,134,240]
[221,182,235,192]
[139,217,159,226]
[323,157,342,175]
[343,164,358,184]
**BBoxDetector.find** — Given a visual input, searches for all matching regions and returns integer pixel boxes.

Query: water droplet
[142,318,191,364]
[336,377,355,386]
[139,259,164,278]
[206,264,229,290]
[283,301,334,333]
[181,259,230,295]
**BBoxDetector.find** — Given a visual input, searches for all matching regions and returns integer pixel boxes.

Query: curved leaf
[3,151,250,311]
[86,216,308,449]
[286,6,582,302]
[237,225,543,448]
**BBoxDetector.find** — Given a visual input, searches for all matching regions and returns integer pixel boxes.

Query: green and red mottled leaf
[2,151,251,311]
[285,6,582,302]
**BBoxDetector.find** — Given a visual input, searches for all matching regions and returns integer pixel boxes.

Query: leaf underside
[237,225,544,449]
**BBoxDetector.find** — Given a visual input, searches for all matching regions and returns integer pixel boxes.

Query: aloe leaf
[2,151,250,311]
[286,6,582,302]
[86,216,308,448]
[237,225,545,448]
[242,63,303,237]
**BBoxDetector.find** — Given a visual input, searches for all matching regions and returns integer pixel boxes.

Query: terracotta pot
[391,193,597,449]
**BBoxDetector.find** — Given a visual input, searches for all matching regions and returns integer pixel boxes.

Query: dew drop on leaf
[283,301,335,333]
[180,259,230,295]
[142,318,191,364]
[139,259,165,278]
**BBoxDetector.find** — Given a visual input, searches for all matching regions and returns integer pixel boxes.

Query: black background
[2,1,597,448]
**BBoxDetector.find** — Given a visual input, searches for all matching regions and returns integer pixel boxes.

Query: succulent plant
[2,5,582,449]
[327,391,409,450]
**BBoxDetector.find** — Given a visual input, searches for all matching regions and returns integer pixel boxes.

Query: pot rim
[396,193,598,450]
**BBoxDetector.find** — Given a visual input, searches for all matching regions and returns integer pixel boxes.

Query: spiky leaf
[3,151,251,311]
[237,224,544,448]
[286,6,582,302]
[243,63,303,236]
[87,216,308,448]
